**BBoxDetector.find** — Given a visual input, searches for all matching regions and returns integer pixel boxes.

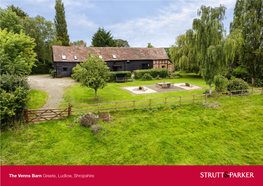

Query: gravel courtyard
[28,75,77,109]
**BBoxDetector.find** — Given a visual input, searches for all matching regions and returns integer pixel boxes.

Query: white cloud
[67,13,97,28]
[108,0,236,47]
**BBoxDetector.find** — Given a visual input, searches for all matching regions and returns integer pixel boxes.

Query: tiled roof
[52,46,170,62]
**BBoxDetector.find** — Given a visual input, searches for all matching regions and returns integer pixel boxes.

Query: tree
[0,8,24,34]
[0,29,37,75]
[7,5,28,19]
[187,5,227,94]
[54,0,69,46]
[169,34,200,73]
[115,39,130,47]
[229,0,263,85]
[147,43,154,48]
[91,28,117,47]
[73,40,87,47]
[22,16,61,63]
[72,52,111,99]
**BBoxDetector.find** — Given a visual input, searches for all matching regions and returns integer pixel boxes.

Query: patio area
[122,83,204,95]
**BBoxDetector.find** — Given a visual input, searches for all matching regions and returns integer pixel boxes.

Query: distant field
[1,95,262,165]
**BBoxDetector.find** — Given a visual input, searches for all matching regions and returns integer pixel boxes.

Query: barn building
[52,45,174,77]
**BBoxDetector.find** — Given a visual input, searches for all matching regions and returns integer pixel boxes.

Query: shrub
[0,74,29,92]
[227,78,249,92]
[214,75,229,92]
[0,74,30,127]
[1,87,30,126]
[134,69,169,79]
[108,71,132,82]
[49,69,56,78]
[141,73,153,81]
[127,78,133,82]
[254,79,263,87]
[203,89,210,94]
[155,75,162,80]
[232,66,249,80]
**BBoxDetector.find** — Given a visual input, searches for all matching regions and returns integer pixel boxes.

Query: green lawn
[1,95,263,165]
[27,89,49,109]
[59,74,210,108]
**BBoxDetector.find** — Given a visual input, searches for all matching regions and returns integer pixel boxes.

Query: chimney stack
[80,40,84,45]
[70,42,73,47]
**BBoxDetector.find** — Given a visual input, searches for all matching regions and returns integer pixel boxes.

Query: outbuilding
[52,46,174,77]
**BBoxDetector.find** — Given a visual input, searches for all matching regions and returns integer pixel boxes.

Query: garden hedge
[134,69,169,79]
[108,71,132,82]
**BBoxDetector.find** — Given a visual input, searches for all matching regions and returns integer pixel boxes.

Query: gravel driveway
[28,75,77,109]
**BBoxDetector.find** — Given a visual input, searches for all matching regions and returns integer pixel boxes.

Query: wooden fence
[24,88,263,123]
[69,88,263,113]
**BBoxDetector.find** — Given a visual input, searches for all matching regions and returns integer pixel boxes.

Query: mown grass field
[1,94,263,165]
[59,74,210,108]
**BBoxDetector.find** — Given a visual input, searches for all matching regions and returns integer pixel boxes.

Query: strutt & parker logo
[200,171,254,178]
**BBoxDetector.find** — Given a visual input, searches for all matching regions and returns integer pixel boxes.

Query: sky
[0,0,237,47]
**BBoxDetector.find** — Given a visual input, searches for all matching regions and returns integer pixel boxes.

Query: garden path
[28,75,76,109]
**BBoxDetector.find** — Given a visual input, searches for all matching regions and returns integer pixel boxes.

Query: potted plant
[139,86,143,90]
[185,83,190,86]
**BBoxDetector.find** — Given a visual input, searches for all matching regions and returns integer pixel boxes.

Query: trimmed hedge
[108,71,132,82]
[141,73,153,81]
[31,62,53,75]
[134,69,169,79]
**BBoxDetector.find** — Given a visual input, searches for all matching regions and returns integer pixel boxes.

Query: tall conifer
[54,0,69,46]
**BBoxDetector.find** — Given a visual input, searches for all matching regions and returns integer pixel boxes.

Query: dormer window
[74,55,77,60]
[62,55,66,60]
[112,55,116,59]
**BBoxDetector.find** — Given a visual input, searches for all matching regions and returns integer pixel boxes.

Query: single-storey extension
[52,46,174,77]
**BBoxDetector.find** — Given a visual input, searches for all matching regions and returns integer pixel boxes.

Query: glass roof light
[62,55,66,60]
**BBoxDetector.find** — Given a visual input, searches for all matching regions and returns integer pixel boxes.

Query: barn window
[62,55,66,60]
[74,56,77,60]
[162,66,165,68]
[142,63,149,69]
[63,67,67,71]
[112,55,117,59]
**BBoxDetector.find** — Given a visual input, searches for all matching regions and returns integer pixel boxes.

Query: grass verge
[27,89,49,109]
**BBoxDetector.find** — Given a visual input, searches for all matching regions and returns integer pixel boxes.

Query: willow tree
[169,33,200,73]
[229,0,263,85]
[186,5,227,94]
